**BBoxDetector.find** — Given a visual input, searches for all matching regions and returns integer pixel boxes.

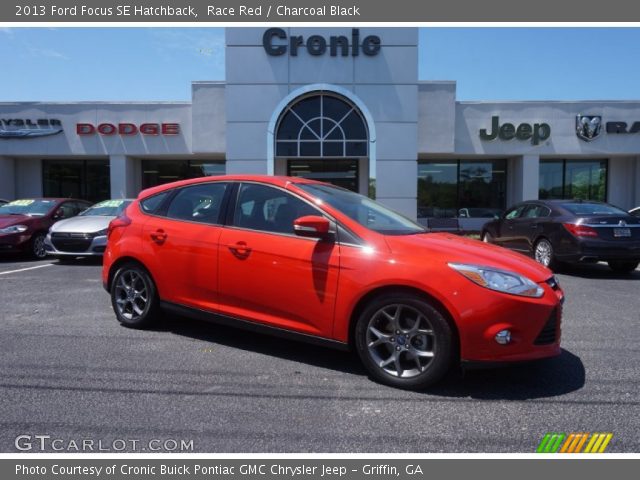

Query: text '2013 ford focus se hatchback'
[103,176,564,389]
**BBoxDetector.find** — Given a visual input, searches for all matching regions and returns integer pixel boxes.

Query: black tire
[607,260,639,274]
[354,293,454,390]
[110,263,160,329]
[533,238,559,270]
[30,232,47,259]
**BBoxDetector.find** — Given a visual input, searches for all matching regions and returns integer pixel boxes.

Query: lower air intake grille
[534,308,559,345]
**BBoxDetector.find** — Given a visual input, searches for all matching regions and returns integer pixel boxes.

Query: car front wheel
[607,260,639,274]
[354,294,454,390]
[111,263,159,329]
[31,233,47,259]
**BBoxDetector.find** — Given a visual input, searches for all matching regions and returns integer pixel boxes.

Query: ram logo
[576,115,602,142]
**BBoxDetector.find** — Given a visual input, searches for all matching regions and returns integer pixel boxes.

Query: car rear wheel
[534,238,557,269]
[607,260,639,274]
[111,263,159,329]
[30,233,47,259]
[354,294,454,390]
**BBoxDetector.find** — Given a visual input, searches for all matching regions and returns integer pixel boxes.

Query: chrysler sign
[0,119,63,139]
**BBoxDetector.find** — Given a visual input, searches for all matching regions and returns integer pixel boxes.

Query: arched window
[275,93,368,158]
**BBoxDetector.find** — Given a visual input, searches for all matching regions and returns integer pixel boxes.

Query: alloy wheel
[535,239,553,267]
[32,234,47,259]
[114,270,149,322]
[366,304,436,378]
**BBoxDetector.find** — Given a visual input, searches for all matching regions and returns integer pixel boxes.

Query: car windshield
[0,199,57,216]
[562,203,627,216]
[298,184,426,235]
[80,199,132,216]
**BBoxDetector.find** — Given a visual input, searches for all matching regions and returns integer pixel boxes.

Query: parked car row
[0,198,131,259]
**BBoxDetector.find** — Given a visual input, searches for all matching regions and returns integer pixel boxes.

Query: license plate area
[613,228,631,237]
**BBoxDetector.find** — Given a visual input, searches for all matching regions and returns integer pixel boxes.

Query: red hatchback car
[103,176,564,389]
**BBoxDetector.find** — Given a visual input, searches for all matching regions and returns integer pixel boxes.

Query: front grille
[534,308,559,345]
[51,232,92,253]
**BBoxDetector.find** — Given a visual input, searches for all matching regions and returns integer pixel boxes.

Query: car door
[516,204,551,253]
[494,204,526,248]
[217,182,340,338]
[141,182,229,311]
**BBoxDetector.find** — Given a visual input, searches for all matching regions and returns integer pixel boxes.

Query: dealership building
[1,27,640,229]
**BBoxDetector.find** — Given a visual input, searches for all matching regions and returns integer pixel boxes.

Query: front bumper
[458,278,564,363]
[45,232,107,257]
[0,233,32,252]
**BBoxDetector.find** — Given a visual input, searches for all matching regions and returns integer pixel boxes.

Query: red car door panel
[216,183,340,338]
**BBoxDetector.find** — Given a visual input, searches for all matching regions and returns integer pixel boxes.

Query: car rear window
[562,203,627,216]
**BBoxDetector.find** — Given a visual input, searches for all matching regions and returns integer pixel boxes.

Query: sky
[2,27,640,102]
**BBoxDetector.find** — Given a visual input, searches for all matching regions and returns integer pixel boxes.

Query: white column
[0,156,15,200]
[509,155,539,204]
[109,155,139,199]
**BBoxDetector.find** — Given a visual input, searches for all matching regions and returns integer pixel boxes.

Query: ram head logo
[576,115,602,142]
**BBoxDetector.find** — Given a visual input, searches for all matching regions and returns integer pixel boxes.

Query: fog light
[495,329,512,345]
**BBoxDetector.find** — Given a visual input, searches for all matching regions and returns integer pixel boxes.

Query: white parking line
[0,263,54,276]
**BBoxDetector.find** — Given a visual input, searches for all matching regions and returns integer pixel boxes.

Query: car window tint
[58,203,76,218]
[233,183,320,234]
[504,205,525,219]
[165,183,227,225]
[140,191,170,214]
[523,205,544,218]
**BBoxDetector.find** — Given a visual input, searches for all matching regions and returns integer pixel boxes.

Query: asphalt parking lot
[0,256,638,453]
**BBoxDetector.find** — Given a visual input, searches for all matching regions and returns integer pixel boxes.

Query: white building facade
[1,27,640,230]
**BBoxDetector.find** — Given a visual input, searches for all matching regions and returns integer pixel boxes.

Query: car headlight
[0,225,28,234]
[448,263,544,298]
[94,228,108,236]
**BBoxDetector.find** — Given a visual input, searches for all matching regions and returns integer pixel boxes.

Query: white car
[45,199,132,259]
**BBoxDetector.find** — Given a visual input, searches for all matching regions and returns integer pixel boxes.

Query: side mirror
[293,215,331,239]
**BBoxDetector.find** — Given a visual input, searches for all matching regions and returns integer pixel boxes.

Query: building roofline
[457,99,640,104]
[0,101,192,106]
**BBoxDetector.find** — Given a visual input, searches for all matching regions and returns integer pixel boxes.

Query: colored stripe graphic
[537,433,613,453]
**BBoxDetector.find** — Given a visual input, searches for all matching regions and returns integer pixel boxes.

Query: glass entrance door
[287,159,359,192]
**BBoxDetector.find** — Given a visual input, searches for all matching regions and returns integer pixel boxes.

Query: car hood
[385,232,552,283]
[49,215,114,234]
[0,214,34,228]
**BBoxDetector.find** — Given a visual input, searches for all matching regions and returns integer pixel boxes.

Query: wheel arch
[107,256,155,293]
[347,285,460,359]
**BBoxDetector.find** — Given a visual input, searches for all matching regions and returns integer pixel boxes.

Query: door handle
[150,229,167,244]
[228,241,252,259]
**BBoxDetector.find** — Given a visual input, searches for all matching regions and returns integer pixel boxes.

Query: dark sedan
[481,200,640,273]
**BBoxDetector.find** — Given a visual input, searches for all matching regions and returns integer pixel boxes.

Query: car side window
[141,192,169,214]
[165,183,228,225]
[233,183,320,235]
[57,202,76,219]
[523,205,551,218]
[504,205,525,220]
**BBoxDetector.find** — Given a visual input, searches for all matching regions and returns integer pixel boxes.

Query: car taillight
[107,214,131,239]
[563,223,598,238]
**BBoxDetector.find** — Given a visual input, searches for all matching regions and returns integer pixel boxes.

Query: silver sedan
[45,199,133,258]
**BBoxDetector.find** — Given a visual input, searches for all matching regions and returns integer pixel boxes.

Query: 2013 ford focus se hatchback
[103,176,564,389]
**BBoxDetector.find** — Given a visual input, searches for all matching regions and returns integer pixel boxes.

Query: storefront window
[539,159,607,201]
[142,160,225,189]
[417,159,507,219]
[42,160,110,203]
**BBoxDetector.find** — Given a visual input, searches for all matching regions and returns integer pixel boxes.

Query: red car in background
[103,176,564,390]
[0,198,91,258]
